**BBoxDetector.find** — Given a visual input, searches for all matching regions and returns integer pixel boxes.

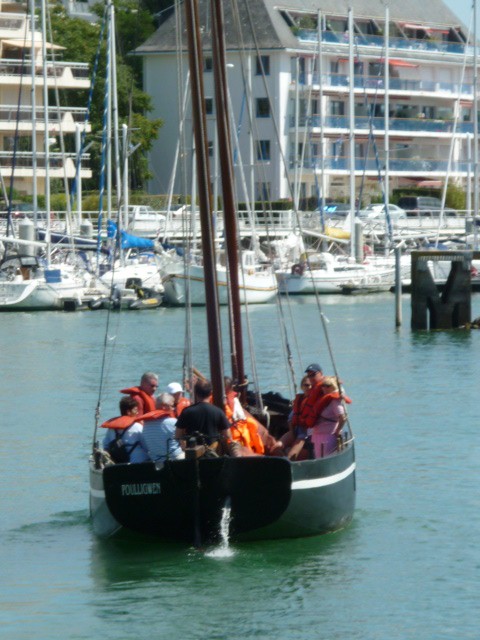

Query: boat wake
[5,510,90,541]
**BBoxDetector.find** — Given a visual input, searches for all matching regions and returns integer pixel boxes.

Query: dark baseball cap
[305,363,322,374]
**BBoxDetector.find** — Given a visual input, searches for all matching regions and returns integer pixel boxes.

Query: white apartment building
[0,0,91,197]
[137,0,472,204]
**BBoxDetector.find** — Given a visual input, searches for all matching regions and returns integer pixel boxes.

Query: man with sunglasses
[120,371,159,414]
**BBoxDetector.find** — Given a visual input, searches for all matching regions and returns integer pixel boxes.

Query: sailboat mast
[210,0,245,389]
[473,0,478,248]
[348,7,356,259]
[41,0,51,264]
[184,0,225,408]
[30,0,37,216]
[384,5,390,255]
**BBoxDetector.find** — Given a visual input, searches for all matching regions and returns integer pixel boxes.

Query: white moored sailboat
[162,249,277,305]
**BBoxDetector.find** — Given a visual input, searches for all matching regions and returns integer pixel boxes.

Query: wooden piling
[410,250,478,330]
[395,247,402,327]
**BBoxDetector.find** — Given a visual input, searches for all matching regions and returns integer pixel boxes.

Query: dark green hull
[90,442,356,544]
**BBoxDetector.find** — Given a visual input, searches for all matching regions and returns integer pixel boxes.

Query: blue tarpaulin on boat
[106,220,155,250]
[45,269,62,283]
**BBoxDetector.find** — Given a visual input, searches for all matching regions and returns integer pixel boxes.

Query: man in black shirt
[175,379,232,446]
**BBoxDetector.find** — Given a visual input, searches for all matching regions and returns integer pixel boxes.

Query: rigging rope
[6,21,29,238]
[352,39,393,243]
[97,10,111,266]
[70,4,108,212]
[92,270,121,449]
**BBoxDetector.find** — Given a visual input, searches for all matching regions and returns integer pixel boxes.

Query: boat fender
[88,297,106,310]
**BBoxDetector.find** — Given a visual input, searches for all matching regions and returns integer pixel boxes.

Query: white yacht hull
[276,255,411,294]
[100,259,165,293]
[162,263,278,305]
[0,279,61,310]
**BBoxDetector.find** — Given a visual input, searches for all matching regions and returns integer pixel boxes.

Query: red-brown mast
[184,0,225,408]
[210,0,246,399]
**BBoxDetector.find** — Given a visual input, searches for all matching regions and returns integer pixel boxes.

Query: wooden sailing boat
[89,0,356,544]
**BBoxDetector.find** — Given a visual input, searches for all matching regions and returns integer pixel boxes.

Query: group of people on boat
[101,372,190,463]
[282,363,351,460]
[100,364,350,464]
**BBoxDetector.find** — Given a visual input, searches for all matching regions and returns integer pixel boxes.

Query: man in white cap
[166,381,191,417]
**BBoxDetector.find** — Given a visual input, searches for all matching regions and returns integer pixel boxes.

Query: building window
[3,136,14,151]
[204,57,213,72]
[353,61,364,76]
[256,140,271,161]
[205,98,213,115]
[332,139,345,161]
[256,55,270,75]
[208,140,214,157]
[256,182,271,201]
[331,101,345,116]
[256,98,270,118]
[369,62,383,77]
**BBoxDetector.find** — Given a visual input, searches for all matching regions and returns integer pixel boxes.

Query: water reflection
[89,522,358,592]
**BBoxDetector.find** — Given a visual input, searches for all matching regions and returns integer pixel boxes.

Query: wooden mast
[210,0,246,397]
[184,0,225,408]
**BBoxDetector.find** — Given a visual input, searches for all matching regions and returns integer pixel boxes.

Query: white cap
[166,382,183,394]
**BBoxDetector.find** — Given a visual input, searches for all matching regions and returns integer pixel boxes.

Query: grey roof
[136,0,466,55]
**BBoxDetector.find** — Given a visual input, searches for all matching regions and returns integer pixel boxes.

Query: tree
[49,2,162,192]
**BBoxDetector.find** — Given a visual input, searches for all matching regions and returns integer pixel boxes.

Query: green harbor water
[0,294,478,639]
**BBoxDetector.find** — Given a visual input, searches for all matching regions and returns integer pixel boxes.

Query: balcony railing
[305,74,473,96]
[291,114,474,135]
[0,16,25,31]
[0,105,89,123]
[290,155,471,173]
[0,59,90,80]
[0,151,90,169]
[297,29,473,57]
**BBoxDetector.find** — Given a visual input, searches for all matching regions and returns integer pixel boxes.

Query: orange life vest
[120,386,156,413]
[136,409,173,422]
[291,392,309,427]
[307,391,352,428]
[225,401,265,455]
[300,380,325,428]
[100,415,138,430]
[175,397,191,417]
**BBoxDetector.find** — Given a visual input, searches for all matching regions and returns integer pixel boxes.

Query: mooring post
[411,250,476,330]
[395,246,402,327]
[354,221,364,263]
